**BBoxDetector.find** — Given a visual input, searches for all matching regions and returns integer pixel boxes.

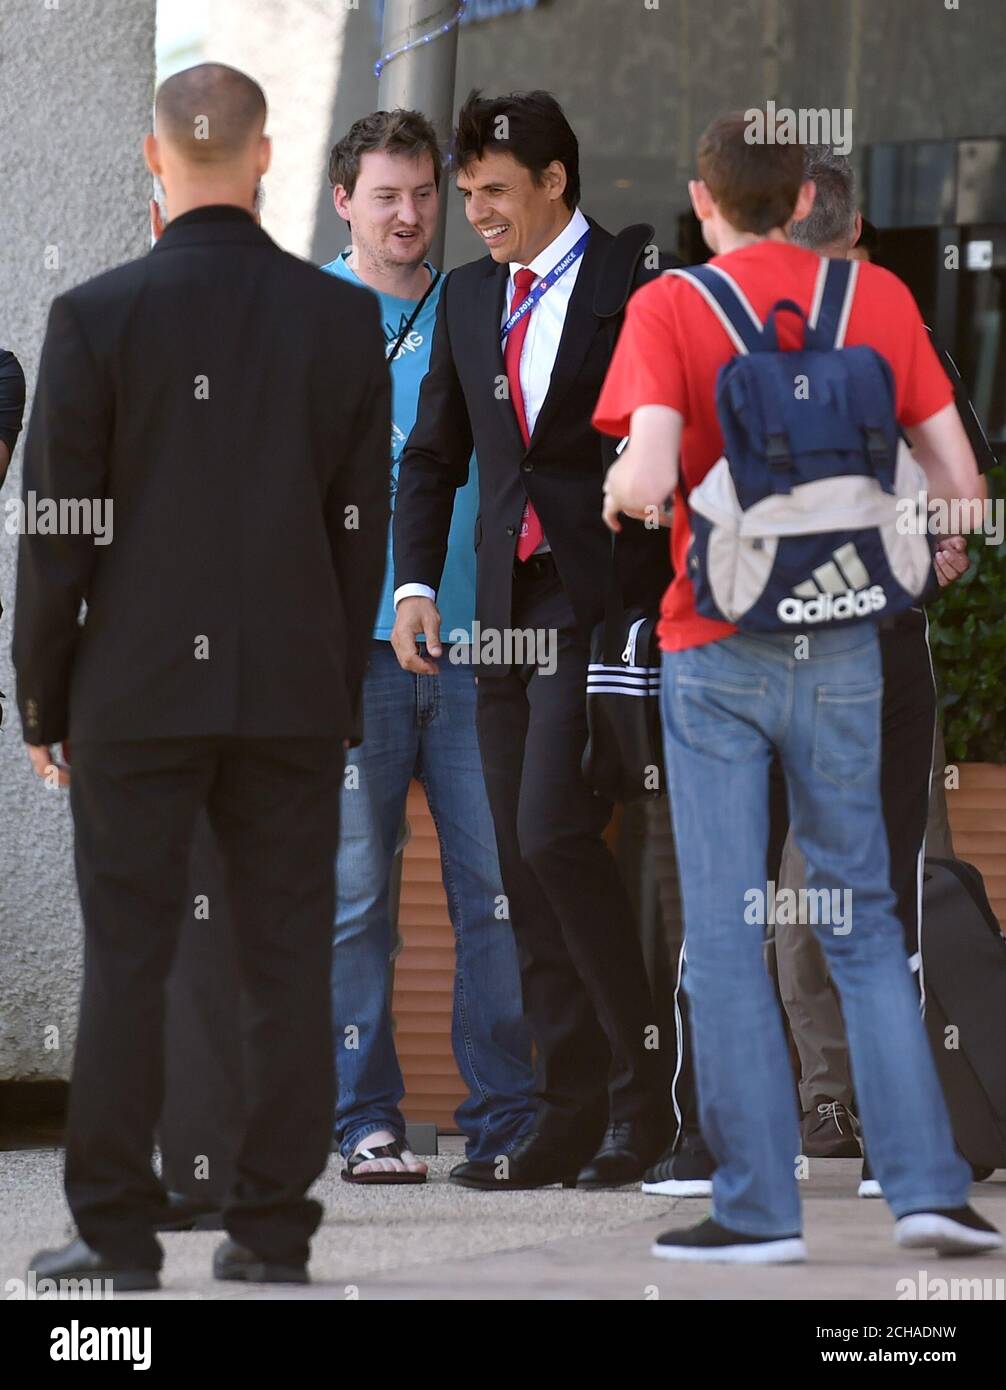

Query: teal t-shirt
[320,250,478,642]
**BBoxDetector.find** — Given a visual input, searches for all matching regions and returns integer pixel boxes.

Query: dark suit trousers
[66,736,343,1268]
[160,813,244,1204]
[475,560,662,1146]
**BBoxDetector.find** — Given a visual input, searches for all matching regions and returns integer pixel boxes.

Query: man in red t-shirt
[592,110,997,1266]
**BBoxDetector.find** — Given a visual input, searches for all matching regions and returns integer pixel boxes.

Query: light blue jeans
[660,625,970,1235]
[333,640,535,1163]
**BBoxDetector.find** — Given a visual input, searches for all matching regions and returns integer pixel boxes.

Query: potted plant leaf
[929,463,1006,929]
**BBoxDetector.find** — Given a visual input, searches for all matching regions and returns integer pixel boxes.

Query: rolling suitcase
[921,857,1006,1173]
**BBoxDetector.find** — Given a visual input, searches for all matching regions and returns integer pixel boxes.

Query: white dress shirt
[394,206,590,610]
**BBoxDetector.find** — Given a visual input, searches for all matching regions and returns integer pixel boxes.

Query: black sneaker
[652,1217,806,1264]
[801,1098,861,1158]
[895,1205,1002,1256]
[641,1135,715,1197]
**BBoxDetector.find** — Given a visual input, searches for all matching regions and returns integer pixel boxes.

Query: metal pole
[377,0,462,267]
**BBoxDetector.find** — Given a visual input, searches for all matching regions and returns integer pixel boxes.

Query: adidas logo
[776,542,887,624]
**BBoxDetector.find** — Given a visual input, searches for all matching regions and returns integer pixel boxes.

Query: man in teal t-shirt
[322,109,534,1183]
[323,249,477,641]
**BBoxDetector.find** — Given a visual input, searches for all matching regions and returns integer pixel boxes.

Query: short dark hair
[789,145,857,250]
[328,109,442,194]
[697,110,805,234]
[154,63,266,163]
[453,89,580,209]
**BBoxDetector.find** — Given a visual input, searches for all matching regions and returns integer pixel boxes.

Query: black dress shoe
[213,1237,308,1284]
[449,1160,497,1188]
[576,1123,667,1189]
[451,1133,586,1190]
[29,1237,160,1292]
[156,1191,225,1232]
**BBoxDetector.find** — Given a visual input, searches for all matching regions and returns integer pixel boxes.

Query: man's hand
[601,405,682,533]
[27,743,71,787]
[603,465,673,533]
[391,596,442,674]
[934,533,971,588]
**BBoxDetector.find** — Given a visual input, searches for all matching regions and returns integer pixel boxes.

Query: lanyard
[500,227,591,342]
[387,268,441,362]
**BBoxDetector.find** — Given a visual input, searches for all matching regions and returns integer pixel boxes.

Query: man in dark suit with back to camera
[392,90,671,1189]
[14,62,390,1288]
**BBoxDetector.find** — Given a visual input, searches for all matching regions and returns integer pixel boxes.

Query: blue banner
[461,0,542,23]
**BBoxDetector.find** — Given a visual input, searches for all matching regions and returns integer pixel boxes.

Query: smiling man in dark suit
[14,62,390,1288]
[392,90,670,1189]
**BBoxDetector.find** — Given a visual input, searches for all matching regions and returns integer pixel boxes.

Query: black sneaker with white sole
[652,1217,806,1265]
[858,1153,882,1199]
[895,1205,1002,1256]
[642,1136,715,1197]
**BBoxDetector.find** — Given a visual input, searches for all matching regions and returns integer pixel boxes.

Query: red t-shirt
[593,241,954,653]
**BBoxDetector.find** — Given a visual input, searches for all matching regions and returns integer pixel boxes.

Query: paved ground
[3,1141,1004,1300]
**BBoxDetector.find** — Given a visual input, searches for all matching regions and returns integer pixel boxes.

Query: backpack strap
[807,256,859,349]
[809,256,895,488]
[666,264,764,355]
[671,257,862,354]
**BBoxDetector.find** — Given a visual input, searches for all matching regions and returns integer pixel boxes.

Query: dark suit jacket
[393,215,670,661]
[13,206,390,746]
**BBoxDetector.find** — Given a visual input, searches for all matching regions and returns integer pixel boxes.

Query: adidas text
[777,586,887,624]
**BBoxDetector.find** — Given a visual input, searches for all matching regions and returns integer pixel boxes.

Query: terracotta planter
[945,763,1006,933]
[392,780,467,1129]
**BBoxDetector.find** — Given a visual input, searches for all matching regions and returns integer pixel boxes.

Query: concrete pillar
[202,0,350,259]
[378,0,462,266]
[0,0,157,1080]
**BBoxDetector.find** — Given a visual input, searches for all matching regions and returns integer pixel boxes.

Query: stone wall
[0,0,157,1079]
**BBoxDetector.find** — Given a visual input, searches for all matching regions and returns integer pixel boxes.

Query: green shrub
[928,464,1006,765]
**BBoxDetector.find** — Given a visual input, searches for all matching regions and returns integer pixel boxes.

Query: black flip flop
[341,1138,428,1185]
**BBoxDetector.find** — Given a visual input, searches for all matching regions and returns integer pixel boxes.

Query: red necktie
[504,267,545,561]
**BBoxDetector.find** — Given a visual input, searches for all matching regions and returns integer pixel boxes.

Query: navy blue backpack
[668,257,936,631]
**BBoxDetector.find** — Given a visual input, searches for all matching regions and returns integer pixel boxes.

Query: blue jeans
[660,626,970,1236]
[333,640,535,1163]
